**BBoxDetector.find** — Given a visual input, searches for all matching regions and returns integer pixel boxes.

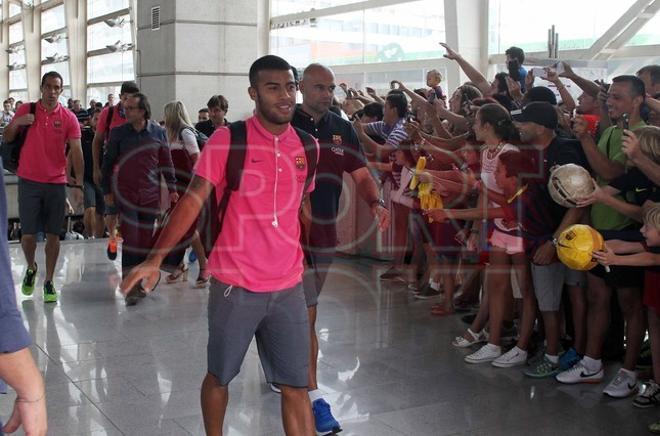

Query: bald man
[290,63,390,435]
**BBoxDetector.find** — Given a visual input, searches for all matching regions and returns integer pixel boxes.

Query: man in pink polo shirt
[121,55,317,435]
[3,71,83,303]
[92,81,140,261]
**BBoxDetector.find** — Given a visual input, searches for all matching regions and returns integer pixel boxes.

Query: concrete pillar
[22,6,42,101]
[444,0,488,88]
[0,2,9,96]
[64,0,88,102]
[136,0,260,121]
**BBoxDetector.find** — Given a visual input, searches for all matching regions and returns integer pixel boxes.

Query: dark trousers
[119,208,157,277]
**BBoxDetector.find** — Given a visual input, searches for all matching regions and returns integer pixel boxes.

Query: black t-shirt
[609,167,660,206]
[81,126,96,183]
[292,105,367,247]
[523,136,589,230]
[195,119,229,140]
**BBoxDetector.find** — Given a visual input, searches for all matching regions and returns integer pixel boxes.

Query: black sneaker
[125,285,147,306]
[380,266,405,281]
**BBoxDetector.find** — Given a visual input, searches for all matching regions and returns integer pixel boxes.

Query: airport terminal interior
[1,0,660,435]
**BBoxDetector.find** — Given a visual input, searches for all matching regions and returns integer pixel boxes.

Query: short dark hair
[3,99,10,105]
[132,93,151,120]
[248,55,292,87]
[207,95,229,112]
[95,102,103,109]
[637,65,660,86]
[385,92,408,118]
[612,75,646,98]
[198,108,210,114]
[41,71,63,88]
[362,102,384,120]
[73,99,81,104]
[120,81,140,95]
[505,46,525,64]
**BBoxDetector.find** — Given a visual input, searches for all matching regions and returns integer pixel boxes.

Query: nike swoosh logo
[251,159,263,163]
[635,188,647,193]
[579,371,600,378]
[628,383,637,390]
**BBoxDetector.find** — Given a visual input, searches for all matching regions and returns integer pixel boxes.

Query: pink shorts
[489,229,524,255]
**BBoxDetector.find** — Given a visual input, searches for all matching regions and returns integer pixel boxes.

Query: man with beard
[120,55,318,435]
[290,63,390,435]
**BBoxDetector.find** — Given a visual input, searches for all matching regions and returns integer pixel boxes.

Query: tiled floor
[2,239,656,435]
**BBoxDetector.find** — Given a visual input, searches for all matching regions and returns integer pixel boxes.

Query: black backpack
[199,120,317,256]
[0,103,37,173]
[178,126,208,151]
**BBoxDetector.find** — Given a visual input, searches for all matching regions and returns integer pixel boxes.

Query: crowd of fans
[2,43,660,434]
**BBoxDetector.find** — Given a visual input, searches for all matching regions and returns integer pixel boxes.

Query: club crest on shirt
[295,155,306,170]
[332,134,343,145]
[53,120,62,129]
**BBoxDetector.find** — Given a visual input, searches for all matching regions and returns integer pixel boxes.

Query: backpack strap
[200,121,248,256]
[105,105,114,140]
[293,127,317,195]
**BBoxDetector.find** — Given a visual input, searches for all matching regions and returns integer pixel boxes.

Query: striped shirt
[364,118,409,186]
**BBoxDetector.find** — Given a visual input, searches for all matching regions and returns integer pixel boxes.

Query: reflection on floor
[1,239,655,435]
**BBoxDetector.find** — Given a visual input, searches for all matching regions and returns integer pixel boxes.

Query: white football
[548,164,593,208]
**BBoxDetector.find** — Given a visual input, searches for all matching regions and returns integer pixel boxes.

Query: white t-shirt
[480,143,518,232]
[170,127,200,155]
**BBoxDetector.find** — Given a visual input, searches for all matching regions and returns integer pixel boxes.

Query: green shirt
[590,121,646,230]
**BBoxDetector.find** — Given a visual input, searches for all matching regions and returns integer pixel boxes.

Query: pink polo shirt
[97,103,127,141]
[195,116,318,292]
[15,101,81,184]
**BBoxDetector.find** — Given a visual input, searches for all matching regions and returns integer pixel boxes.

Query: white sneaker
[603,368,638,398]
[268,383,281,394]
[492,346,528,368]
[452,328,487,348]
[555,359,604,384]
[465,343,501,364]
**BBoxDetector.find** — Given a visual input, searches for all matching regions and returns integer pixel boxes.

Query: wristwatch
[370,198,386,209]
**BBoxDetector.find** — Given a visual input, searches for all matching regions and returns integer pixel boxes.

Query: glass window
[87,52,134,83]
[41,62,71,86]
[9,90,29,102]
[364,1,444,63]
[41,37,69,60]
[87,0,128,20]
[9,21,23,44]
[87,14,131,51]
[9,69,28,90]
[271,0,445,67]
[9,2,21,17]
[271,0,357,16]
[488,0,634,54]
[9,50,25,67]
[87,85,121,104]
[626,13,660,46]
[41,4,66,34]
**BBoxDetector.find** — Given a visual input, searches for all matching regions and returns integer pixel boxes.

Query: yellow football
[555,224,604,271]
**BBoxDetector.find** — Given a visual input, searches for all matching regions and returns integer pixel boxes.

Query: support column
[136,0,259,121]
[64,0,88,101]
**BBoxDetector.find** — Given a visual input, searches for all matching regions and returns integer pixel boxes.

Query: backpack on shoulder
[0,103,37,173]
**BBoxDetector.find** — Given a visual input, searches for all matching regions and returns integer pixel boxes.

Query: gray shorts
[83,181,105,215]
[18,178,66,235]
[531,262,578,312]
[207,279,310,387]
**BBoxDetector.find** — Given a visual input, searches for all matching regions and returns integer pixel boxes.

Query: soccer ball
[548,164,593,208]
[555,224,604,271]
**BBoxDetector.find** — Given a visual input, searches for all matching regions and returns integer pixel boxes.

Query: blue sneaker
[312,398,341,435]
[558,347,582,371]
[188,250,197,264]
